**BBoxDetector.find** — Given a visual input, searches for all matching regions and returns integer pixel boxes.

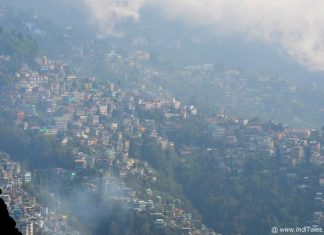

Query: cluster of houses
[206,114,324,227]
[2,53,324,233]
[144,103,324,229]
[0,151,79,235]
[207,113,324,166]
[0,57,217,235]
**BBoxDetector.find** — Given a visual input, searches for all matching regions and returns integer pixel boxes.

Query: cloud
[82,0,144,37]
[82,0,324,72]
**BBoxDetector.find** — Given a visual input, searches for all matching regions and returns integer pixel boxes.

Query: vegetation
[135,109,324,235]
[0,116,73,169]
[175,153,322,235]
[0,25,38,85]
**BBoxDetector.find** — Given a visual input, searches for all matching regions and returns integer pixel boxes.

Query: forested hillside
[0,25,38,84]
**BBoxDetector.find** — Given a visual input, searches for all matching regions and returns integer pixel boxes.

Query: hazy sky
[81,0,324,73]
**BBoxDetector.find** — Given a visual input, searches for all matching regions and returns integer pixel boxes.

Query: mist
[82,0,144,37]
[2,0,324,72]
[81,0,324,73]
[43,171,133,235]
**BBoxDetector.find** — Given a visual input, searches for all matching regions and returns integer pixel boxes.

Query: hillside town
[0,57,217,235]
[0,56,324,234]
[0,151,79,235]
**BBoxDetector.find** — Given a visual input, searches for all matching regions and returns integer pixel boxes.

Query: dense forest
[176,153,322,234]
[0,114,73,169]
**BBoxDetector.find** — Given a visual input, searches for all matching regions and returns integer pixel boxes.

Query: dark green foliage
[131,134,186,198]
[0,25,38,84]
[0,117,73,169]
[176,153,321,235]
[167,117,216,148]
